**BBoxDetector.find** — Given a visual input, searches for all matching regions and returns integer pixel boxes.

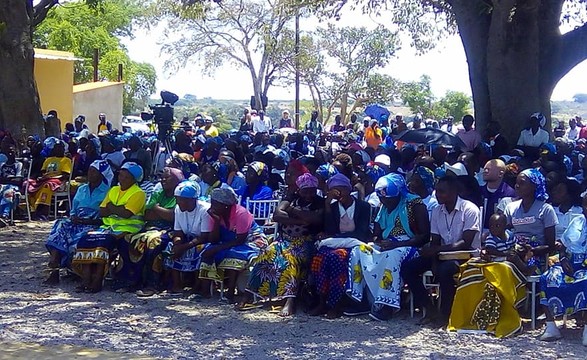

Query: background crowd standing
[1,109,587,343]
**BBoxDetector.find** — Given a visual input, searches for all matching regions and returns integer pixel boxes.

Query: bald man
[481,159,516,228]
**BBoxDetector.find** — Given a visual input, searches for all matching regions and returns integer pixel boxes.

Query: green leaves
[33,0,156,114]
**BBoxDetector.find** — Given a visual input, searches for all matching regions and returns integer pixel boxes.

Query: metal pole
[294,6,300,130]
[117,64,123,82]
[92,48,99,82]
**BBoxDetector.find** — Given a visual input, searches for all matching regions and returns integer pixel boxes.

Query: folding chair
[51,158,75,219]
[409,270,441,318]
[245,198,280,238]
[12,159,32,222]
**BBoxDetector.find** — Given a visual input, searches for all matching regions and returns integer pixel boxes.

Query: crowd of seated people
[0,110,583,345]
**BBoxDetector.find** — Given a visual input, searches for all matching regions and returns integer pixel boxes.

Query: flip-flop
[269,306,283,314]
[236,303,263,311]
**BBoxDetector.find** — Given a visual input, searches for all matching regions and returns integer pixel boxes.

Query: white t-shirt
[566,127,580,141]
[517,128,550,147]
[174,200,214,236]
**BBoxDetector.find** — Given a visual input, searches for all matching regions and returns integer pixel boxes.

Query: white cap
[374,154,391,167]
[445,162,468,176]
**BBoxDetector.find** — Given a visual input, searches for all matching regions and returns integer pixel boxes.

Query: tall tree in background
[0,0,70,137]
[304,0,587,142]
[317,24,399,123]
[157,0,295,111]
[34,0,157,114]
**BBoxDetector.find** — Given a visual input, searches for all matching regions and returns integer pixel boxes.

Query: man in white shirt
[565,118,579,141]
[401,176,480,324]
[252,110,267,134]
[517,112,550,148]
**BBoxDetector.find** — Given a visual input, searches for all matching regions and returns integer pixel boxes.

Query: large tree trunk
[0,0,45,139]
[451,0,573,145]
[485,1,543,142]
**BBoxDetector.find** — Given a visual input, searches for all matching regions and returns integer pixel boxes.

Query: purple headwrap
[295,173,319,189]
[327,173,352,190]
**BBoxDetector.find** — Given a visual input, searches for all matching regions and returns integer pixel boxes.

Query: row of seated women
[43,158,427,318]
[42,159,587,345]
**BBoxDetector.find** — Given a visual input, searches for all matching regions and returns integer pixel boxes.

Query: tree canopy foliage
[155,0,295,111]
[297,0,587,141]
[34,0,157,114]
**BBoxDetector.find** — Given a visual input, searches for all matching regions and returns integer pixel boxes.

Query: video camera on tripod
[141,90,179,141]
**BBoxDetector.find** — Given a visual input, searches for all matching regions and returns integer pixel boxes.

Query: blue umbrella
[364,104,391,121]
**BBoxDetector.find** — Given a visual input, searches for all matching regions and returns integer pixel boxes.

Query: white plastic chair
[245,198,280,238]
[13,159,32,222]
[51,158,75,219]
[409,270,441,318]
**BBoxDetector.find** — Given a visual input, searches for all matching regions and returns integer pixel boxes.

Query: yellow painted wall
[34,49,75,127]
[73,82,124,132]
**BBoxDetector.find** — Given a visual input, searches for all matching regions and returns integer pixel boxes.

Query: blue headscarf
[365,162,387,183]
[174,180,201,199]
[374,173,418,239]
[90,137,102,155]
[414,166,436,195]
[316,164,339,180]
[121,162,144,182]
[89,159,114,186]
[520,168,548,201]
[375,173,409,198]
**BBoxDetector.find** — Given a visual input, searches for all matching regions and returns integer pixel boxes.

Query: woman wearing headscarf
[116,167,185,293]
[163,181,214,296]
[309,174,371,318]
[347,174,430,321]
[504,168,557,269]
[44,160,113,284]
[218,150,246,195]
[408,166,439,219]
[125,135,152,179]
[198,162,229,201]
[71,162,146,293]
[282,159,309,199]
[538,195,587,343]
[75,137,102,179]
[247,173,324,316]
[26,140,72,220]
[363,161,388,210]
[199,187,267,303]
[101,135,126,170]
[240,161,273,216]
[315,163,339,196]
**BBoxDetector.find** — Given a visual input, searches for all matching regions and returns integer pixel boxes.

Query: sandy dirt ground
[0,221,585,359]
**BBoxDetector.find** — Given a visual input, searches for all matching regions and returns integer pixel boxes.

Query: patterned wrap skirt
[71,229,120,276]
[347,243,418,309]
[540,254,587,317]
[247,234,315,300]
[45,218,96,267]
[311,247,351,308]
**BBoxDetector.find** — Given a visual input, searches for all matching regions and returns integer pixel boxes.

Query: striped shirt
[485,232,515,253]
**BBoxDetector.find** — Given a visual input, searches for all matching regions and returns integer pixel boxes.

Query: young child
[483,213,535,274]
[484,213,515,257]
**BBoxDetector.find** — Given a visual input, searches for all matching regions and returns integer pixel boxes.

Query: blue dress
[45,182,109,267]
[540,215,587,316]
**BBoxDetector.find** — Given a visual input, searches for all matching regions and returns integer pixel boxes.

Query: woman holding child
[449,168,557,337]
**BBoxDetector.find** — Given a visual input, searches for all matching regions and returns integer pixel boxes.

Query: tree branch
[551,23,587,87]
[33,0,59,28]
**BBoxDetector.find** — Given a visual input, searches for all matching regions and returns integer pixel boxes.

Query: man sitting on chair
[401,175,480,325]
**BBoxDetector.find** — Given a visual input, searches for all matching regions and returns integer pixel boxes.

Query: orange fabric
[365,126,382,149]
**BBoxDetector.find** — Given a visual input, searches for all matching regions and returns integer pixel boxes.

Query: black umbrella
[395,128,466,149]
